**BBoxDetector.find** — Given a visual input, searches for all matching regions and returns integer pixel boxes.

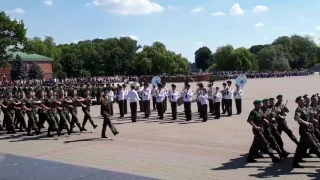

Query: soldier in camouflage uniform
[260,99,288,159]
[41,90,61,137]
[246,100,281,163]
[0,91,18,134]
[22,91,40,136]
[56,90,71,135]
[69,89,84,132]
[100,88,118,138]
[81,89,98,131]
[292,96,320,168]
[274,94,299,145]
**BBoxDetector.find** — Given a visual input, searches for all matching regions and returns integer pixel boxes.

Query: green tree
[194,46,213,71]
[227,47,258,71]
[214,45,234,70]
[10,55,28,80]
[256,45,291,71]
[28,62,44,79]
[0,12,27,67]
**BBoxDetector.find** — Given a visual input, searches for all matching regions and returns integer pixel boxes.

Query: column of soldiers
[246,94,320,168]
[0,83,119,139]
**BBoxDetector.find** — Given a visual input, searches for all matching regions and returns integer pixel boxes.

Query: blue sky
[2,0,320,62]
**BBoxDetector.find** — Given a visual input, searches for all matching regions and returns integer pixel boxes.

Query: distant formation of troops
[213,70,313,79]
[247,94,320,168]
[0,84,119,138]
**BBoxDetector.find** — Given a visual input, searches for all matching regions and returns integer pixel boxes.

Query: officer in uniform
[156,83,165,119]
[101,90,119,138]
[127,84,140,122]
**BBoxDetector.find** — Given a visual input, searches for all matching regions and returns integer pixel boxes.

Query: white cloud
[91,0,163,15]
[255,22,264,27]
[229,3,244,16]
[211,12,226,16]
[191,7,204,13]
[121,35,139,41]
[73,39,82,43]
[44,0,53,6]
[252,5,268,13]
[5,8,24,14]
[315,26,320,30]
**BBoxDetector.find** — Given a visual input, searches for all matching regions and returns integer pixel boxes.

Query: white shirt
[225,87,234,100]
[138,87,143,97]
[214,91,222,102]
[163,87,168,97]
[142,88,151,101]
[117,90,125,101]
[234,88,243,99]
[123,89,128,99]
[156,89,165,102]
[127,90,140,103]
[183,89,193,102]
[207,86,215,99]
[199,93,208,105]
[107,91,114,102]
[168,90,179,102]
[152,87,157,97]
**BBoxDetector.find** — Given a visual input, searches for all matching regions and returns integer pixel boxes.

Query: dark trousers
[221,98,226,113]
[130,102,137,122]
[139,99,144,112]
[200,104,208,122]
[101,112,118,137]
[124,99,128,114]
[197,101,201,113]
[163,97,167,113]
[152,96,156,110]
[225,99,232,116]
[214,102,220,118]
[118,100,124,117]
[157,102,164,119]
[109,101,114,116]
[208,99,214,113]
[293,132,320,165]
[143,100,151,118]
[184,102,192,121]
[278,121,299,144]
[247,132,275,161]
[235,99,242,114]
[171,102,177,119]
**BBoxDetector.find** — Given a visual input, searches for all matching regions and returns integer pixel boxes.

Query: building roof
[7,51,53,62]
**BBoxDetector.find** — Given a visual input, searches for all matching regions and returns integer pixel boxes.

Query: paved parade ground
[2,76,320,180]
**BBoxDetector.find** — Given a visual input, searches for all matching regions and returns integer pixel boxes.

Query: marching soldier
[127,84,140,122]
[234,84,243,114]
[292,96,320,168]
[168,84,178,120]
[246,100,281,163]
[101,90,119,138]
[274,94,299,145]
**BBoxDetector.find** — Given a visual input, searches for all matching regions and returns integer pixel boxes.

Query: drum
[177,97,184,106]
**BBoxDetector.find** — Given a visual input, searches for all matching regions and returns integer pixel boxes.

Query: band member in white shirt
[156,83,165,119]
[162,82,168,113]
[199,84,208,122]
[168,84,178,120]
[183,83,193,121]
[107,87,114,116]
[196,83,201,114]
[122,84,128,114]
[142,83,151,118]
[207,82,215,114]
[234,84,243,114]
[221,82,227,114]
[225,80,234,116]
[116,85,125,118]
[138,82,144,112]
[127,84,140,122]
[214,87,222,119]
[152,85,157,110]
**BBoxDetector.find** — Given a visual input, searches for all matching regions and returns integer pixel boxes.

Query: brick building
[0,51,53,81]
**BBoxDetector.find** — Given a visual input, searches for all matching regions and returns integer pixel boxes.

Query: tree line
[1,11,320,80]
[194,35,320,71]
